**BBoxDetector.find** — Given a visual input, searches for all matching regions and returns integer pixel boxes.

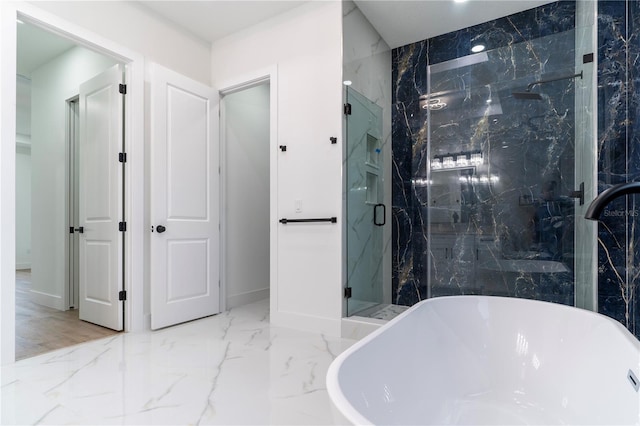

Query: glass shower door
[425,24,591,307]
[345,87,385,316]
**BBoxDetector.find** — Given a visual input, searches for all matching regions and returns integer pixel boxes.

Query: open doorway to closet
[220,81,271,310]
[15,20,123,360]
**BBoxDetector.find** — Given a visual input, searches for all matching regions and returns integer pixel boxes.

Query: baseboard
[29,289,64,311]
[341,316,385,340]
[15,263,31,270]
[226,288,269,309]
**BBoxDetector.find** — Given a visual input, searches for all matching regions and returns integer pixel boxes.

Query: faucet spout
[585,181,640,220]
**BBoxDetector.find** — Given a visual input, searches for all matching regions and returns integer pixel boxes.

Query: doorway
[2,4,145,364]
[220,81,271,310]
[13,18,124,360]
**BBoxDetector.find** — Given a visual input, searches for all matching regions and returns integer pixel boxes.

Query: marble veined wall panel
[597,0,639,336]
[391,0,640,338]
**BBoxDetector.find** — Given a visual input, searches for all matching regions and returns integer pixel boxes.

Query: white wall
[15,145,31,270]
[342,1,393,308]
[223,83,270,308]
[28,1,211,85]
[30,46,117,309]
[211,1,344,334]
[16,75,30,137]
[16,75,31,269]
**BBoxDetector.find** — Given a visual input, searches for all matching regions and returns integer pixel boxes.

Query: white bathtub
[327,296,640,425]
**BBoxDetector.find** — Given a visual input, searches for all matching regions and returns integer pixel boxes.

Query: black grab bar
[279,217,337,224]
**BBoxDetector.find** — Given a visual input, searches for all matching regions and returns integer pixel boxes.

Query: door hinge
[119,152,127,163]
[344,287,352,299]
[70,226,74,234]
[119,221,127,232]
[119,290,127,301]
[344,103,352,115]
[119,84,127,95]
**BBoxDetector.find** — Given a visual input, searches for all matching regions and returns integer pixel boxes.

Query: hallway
[15,270,119,360]
[3,298,355,424]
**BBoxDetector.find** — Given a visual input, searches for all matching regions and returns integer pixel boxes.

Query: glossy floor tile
[1,299,355,425]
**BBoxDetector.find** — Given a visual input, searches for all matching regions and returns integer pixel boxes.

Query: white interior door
[78,64,124,331]
[150,64,220,330]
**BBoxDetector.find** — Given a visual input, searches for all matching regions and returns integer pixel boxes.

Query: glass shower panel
[345,87,384,316]
[426,28,583,306]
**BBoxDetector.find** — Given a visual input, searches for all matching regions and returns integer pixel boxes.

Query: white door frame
[217,67,278,314]
[0,3,145,364]
[65,96,80,310]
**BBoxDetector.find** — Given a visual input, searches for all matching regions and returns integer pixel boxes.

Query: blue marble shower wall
[391,0,639,338]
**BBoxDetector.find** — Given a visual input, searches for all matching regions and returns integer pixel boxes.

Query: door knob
[156,225,166,233]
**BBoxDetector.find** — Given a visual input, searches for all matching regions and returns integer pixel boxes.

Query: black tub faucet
[585,182,640,220]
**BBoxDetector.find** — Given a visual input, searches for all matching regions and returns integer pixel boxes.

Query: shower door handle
[569,182,585,205]
[374,203,386,226]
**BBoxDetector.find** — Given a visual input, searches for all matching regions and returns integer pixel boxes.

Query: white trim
[1,4,19,365]
[64,96,73,311]
[1,2,145,364]
[217,65,278,317]
[15,133,30,147]
[29,289,65,311]
[226,288,269,310]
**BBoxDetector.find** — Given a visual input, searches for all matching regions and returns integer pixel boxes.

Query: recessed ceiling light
[343,80,353,86]
[454,0,467,3]
[471,44,486,53]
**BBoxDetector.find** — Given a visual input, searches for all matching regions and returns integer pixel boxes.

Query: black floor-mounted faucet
[585,181,640,220]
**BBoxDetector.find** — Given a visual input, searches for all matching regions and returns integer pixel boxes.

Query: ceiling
[17,0,557,78]
[137,1,308,43]
[138,0,555,49]
[353,0,556,49]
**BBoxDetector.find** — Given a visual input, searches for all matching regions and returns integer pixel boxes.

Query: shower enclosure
[424,30,582,304]
[344,1,596,318]
[344,87,387,317]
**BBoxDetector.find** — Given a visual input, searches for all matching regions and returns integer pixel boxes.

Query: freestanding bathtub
[327,296,640,425]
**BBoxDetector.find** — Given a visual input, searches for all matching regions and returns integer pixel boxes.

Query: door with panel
[78,64,124,330]
[150,64,220,330]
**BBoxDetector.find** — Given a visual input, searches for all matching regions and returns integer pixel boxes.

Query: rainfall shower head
[512,70,583,101]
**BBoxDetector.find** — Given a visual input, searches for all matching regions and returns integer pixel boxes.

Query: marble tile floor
[1,299,356,425]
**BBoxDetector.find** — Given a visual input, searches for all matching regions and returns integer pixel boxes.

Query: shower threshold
[350,302,409,321]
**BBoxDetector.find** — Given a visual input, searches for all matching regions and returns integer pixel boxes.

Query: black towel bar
[279,217,337,224]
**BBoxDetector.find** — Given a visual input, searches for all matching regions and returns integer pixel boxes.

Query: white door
[150,64,220,330]
[78,64,124,331]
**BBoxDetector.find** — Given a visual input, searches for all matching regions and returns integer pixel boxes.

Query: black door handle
[74,227,84,234]
[374,203,386,226]
[156,225,166,233]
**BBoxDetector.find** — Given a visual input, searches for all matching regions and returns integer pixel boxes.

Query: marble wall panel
[597,0,639,336]
[392,0,639,338]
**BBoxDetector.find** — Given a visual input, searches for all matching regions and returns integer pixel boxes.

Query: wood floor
[15,270,119,361]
